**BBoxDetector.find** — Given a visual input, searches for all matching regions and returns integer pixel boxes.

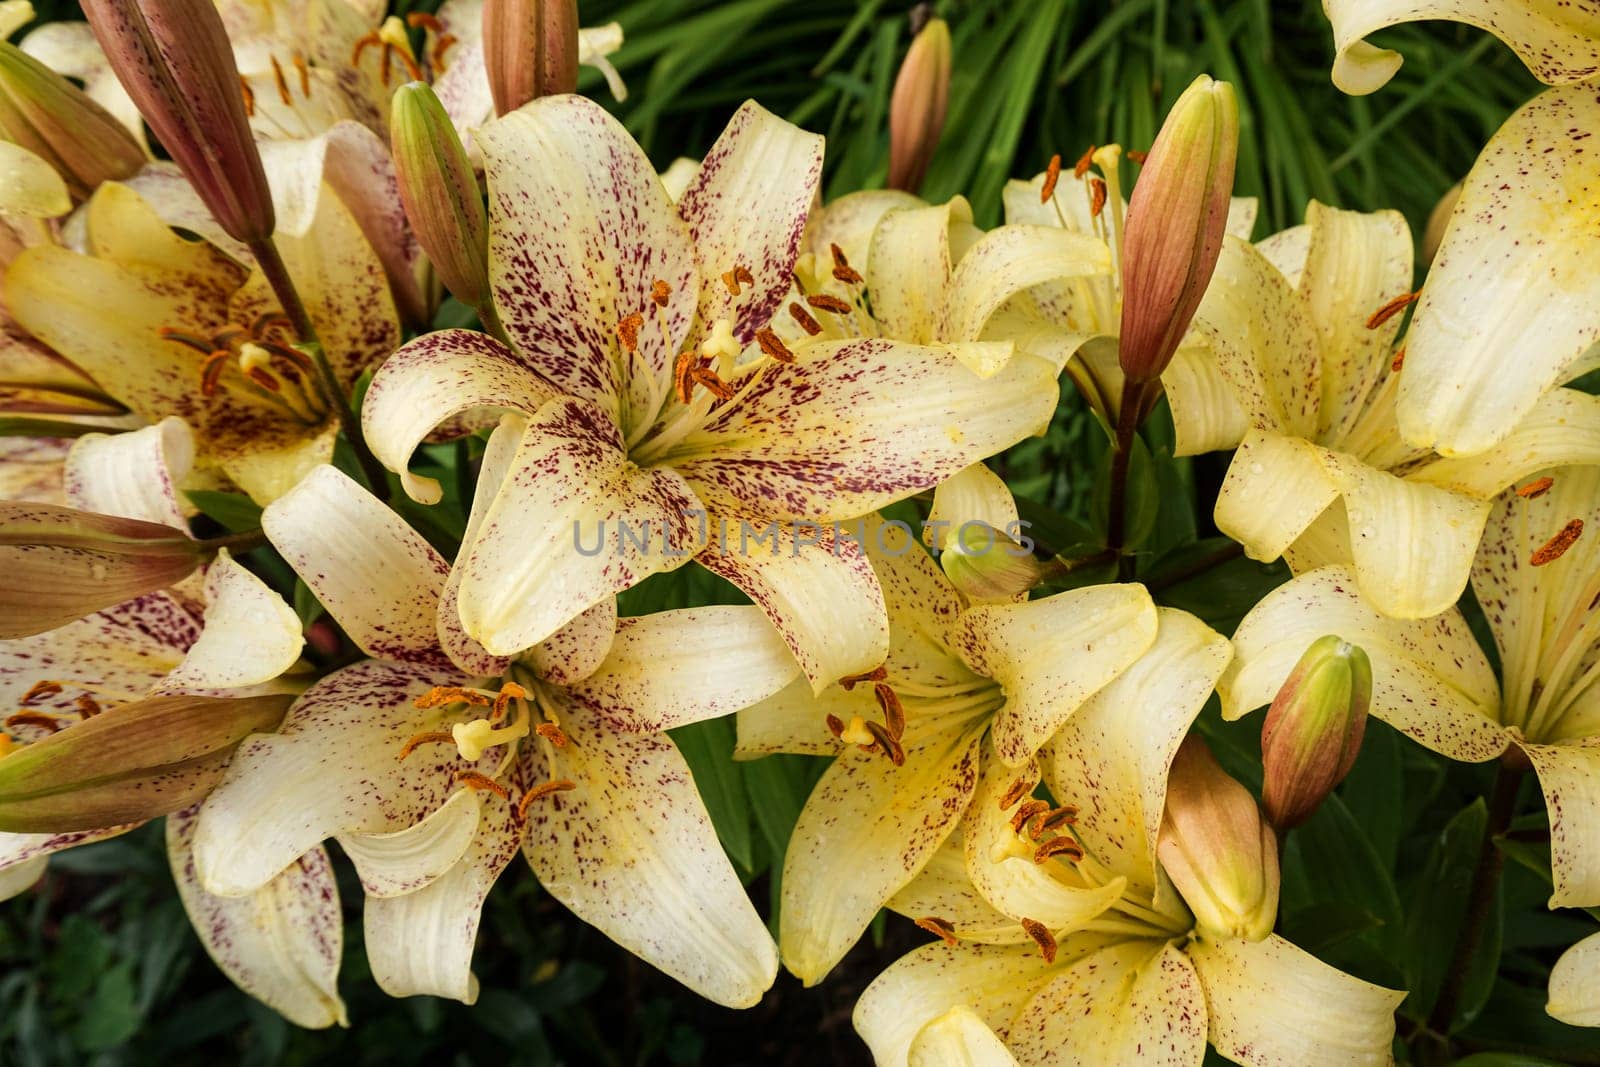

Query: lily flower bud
[483,0,579,116]
[0,502,206,638]
[940,521,1049,601]
[1260,635,1371,831]
[390,82,490,311]
[1158,736,1279,942]
[0,42,144,202]
[1118,74,1238,383]
[80,0,275,243]
[0,692,290,832]
[887,14,951,193]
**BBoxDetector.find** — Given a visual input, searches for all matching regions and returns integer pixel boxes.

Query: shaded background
[0,1,1560,1065]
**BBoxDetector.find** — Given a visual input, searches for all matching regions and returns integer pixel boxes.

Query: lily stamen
[268,55,293,106]
[1020,918,1058,962]
[238,76,255,116]
[872,682,906,739]
[5,710,62,732]
[1009,797,1050,834]
[1040,152,1062,203]
[1532,518,1585,566]
[20,680,63,704]
[839,666,888,691]
[455,770,510,798]
[1365,290,1420,329]
[516,778,577,819]
[396,731,455,761]
[755,328,794,363]
[805,293,853,315]
[862,719,906,766]
[1517,477,1555,499]
[1073,144,1096,178]
[535,722,568,747]
[292,53,310,96]
[1088,177,1108,219]
[1033,836,1084,864]
[830,243,862,285]
[914,916,958,946]
[414,686,493,709]
[788,301,822,336]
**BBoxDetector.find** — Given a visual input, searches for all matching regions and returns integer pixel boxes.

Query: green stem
[199,527,268,554]
[248,238,390,501]
[1145,541,1244,595]
[1106,376,1150,580]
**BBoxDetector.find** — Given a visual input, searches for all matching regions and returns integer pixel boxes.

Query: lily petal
[338,788,481,898]
[1164,342,1250,456]
[525,598,617,688]
[168,806,347,1029]
[524,699,778,1007]
[0,855,46,901]
[1187,933,1404,1066]
[927,463,1020,554]
[440,415,523,677]
[63,416,190,527]
[733,673,875,758]
[159,550,302,691]
[1400,86,1600,455]
[868,198,968,344]
[780,725,983,985]
[1411,389,1600,500]
[1520,739,1600,907]
[909,1007,1018,1067]
[1222,566,1507,763]
[0,592,196,707]
[677,100,823,345]
[1549,930,1600,1026]
[807,189,923,277]
[888,835,1032,945]
[941,225,1113,353]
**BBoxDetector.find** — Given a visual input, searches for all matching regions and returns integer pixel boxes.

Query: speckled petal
[868,198,968,344]
[0,855,46,901]
[807,189,923,276]
[455,396,707,657]
[887,834,1031,945]
[696,519,887,692]
[926,463,1020,554]
[1400,86,1600,455]
[1520,739,1600,907]
[263,465,453,668]
[1221,566,1507,763]
[1007,940,1206,1066]
[677,100,822,345]
[1038,608,1232,891]
[525,598,617,687]
[524,701,778,1007]
[1411,389,1600,500]
[158,550,302,691]
[0,592,197,708]
[1324,0,1600,94]
[909,1006,1018,1067]
[673,340,1058,523]
[565,605,799,731]
[361,329,556,505]
[167,806,347,1029]
[733,674,875,758]
[0,825,139,897]
[1548,930,1600,1026]
[1187,933,1404,1066]
[1164,342,1249,456]
[63,416,191,528]
[441,415,524,677]
[779,725,984,985]
[956,583,1158,767]
[941,224,1113,354]
[479,96,696,433]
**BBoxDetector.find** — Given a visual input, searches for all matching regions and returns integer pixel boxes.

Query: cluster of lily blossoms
[0,0,1597,1062]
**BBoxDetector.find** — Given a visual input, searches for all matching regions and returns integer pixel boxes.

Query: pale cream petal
[364,786,523,1003]
[1410,389,1600,500]
[1164,342,1250,457]
[1324,0,1600,93]
[1256,223,1312,285]
[263,465,453,668]
[1520,739,1600,907]
[479,96,697,433]
[869,198,969,344]
[807,189,924,274]
[888,835,1032,945]
[159,550,302,690]
[927,463,1020,553]
[696,520,888,691]
[673,341,1057,523]
[1226,197,1259,240]
[0,592,196,707]
[0,143,69,218]
[337,789,481,898]
[63,416,191,528]
[524,598,616,688]
[909,1006,1018,1067]
[525,701,778,1008]
[1039,608,1232,889]
[658,158,700,203]
[780,726,984,985]
[0,855,46,901]
[1188,933,1404,1066]
[440,415,523,677]
[167,807,347,1029]
[1548,931,1600,1026]
[455,396,707,657]
[1007,940,1207,1067]
[941,225,1113,351]
[677,100,823,345]
[1221,566,1507,763]
[119,163,249,263]
[565,605,801,731]
[733,674,875,758]
[956,584,1158,767]
[0,826,137,897]
[1399,86,1600,455]
[19,21,146,147]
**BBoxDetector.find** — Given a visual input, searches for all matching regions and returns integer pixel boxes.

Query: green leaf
[1282,793,1403,983]
[70,962,140,1051]
[668,716,753,877]
[1402,797,1488,1023]
[1090,436,1158,552]
[183,490,262,534]
[1339,720,1405,870]
[291,579,322,628]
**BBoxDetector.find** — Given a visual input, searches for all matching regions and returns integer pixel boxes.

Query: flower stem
[1420,759,1524,1058]
[199,528,268,554]
[248,238,390,501]
[1106,377,1150,580]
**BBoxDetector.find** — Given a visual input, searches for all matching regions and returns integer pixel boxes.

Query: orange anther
[1365,290,1420,329]
[1088,177,1108,218]
[1517,477,1554,500]
[1073,144,1096,179]
[4,711,59,733]
[269,55,292,105]
[1531,519,1584,566]
[734,265,754,288]
[535,722,569,747]
[1390,347,1406,373]
[721,270,742,296]
[789,302,823,336]
[517,778,577,819]
[292,53,310,96]
[824,713,846,739]
[239,76,255,116]
[689,366,736,402]
[863,720,905,766]
[806,293,853,315]
[405,11,445,31]
[491,682,526,721]
[456,770,510,798]
[997,776,1034,810]
[617,312,643,353]
[414,686,492,709]
[651,280,672,307]
[673,350,698,405]
[873,683,906,740]
[755,328,794,364]
[1125,148,1149,164]
[200,352,231,397]
[1020,918,1057,963]
[397,731,456,761]
[244,367,281,393]
[1040,153,1062,203]
[1035,805,1078,833]
[20,681,62,705]
[74,695,101,718]
[1033,836,1084,864]
[1009,798,1050,835]
[914,916,958,946]
[839,666,887,691]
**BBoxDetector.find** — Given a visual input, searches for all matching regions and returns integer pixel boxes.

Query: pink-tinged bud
[483,0,579,116]
[390,82,490,310]
[1260,635,1371,830]
[887,15,951,193]
[1158,736,1279,942]
[1118,74,1238,382]
[80,0,274,243]
[0,502,205,638]
[0,42,145,202]
[0,692,290,832]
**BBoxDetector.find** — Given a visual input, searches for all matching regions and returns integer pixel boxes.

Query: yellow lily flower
[192,462,796,1008]
[4,175,399,503]
[361,96,1061,686]
[0,415,322,1024]
[1322,1,1600,95]
[1222,468,1600,917]
[854,609,1403,1066]
[1164,199,1600,619]
[734,501,1160,985]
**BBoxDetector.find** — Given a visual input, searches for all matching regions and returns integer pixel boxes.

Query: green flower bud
[0,42,145,202]
[1260,635,1372,830]
[1158,736,1280,942]
[483,0,579,116]
[887,15,951,193]
[1118,74,1238,382]
[0,692,290,832]
[390,82,490,311]
[939,521,1048,601]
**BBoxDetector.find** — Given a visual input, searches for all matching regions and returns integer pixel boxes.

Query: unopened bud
[0,692,290,832]
[390,82,490,310]
[0,43,144,202]
[1260,635,1371,830]
[940,522,1048,601]
[0,502,205,638]
[483,0,579,116]
[887,15,950,193]
[1158,736,1279,942]
[1118,74,1238,382]
[80,0,274,243]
